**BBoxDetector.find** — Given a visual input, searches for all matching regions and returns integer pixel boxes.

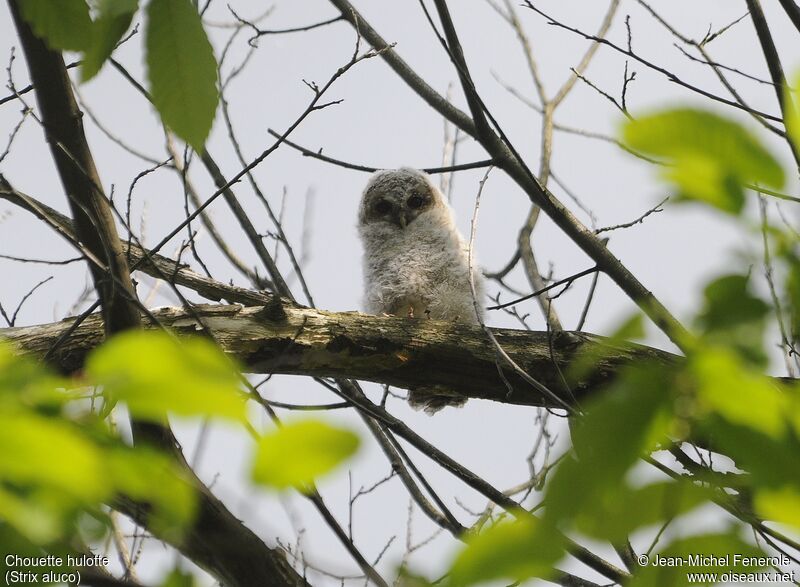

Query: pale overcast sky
[1,1,799,584]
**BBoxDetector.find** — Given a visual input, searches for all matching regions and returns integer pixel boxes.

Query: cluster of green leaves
[0,340,196,551]
[446,81,800,585]
[1,330,359,583]
[623,109,785,213]
[18,0,218,151]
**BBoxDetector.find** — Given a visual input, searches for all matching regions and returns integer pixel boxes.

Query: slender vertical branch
[777,0,800,35]
[744,0,800,168]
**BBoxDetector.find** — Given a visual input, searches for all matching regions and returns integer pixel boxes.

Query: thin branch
[164,133,266,288]
[0,275,52,326]
[744,0,800,167]
[266,129,495,174]
[127,43,391,271]
[228,7,342,45]
[777,0,800,35]
[552,0,620,106]
[487,266,600,311]
[0,252,82,265]
[523,2,783,122]
[0,58,80,107]
[594,197,668,235]
[108,58,293,298]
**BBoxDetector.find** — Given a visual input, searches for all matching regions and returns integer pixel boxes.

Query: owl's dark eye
[374,200,392,214]
[407,194,425,209]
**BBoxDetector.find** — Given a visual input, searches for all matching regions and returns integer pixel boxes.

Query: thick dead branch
[3,303,680,408]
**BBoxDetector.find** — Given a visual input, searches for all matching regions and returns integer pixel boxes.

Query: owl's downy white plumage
[357,167,485,412]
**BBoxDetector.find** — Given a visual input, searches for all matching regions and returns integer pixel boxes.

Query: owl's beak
[397,214,408,229]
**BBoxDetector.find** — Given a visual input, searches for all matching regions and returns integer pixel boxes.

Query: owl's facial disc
[361,169,436,229]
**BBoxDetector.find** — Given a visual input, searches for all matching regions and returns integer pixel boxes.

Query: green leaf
[696,275,769,331]
[786,71,800,150]
[161,568,196,587]
[695,274,769,365]
[18,0,93,52]
[567,313,645,383]
[547,364,674,526]
[623,109,784,214]
[107,447,196,539]
[86,330,247,422]
[574,480,712,543]
[0,343,71,408]
[0,486,68,543]
[145,0,218,151]
[754,486,800,529]
[610,313,646,341]
[252,420,359,490]
[786,258,800,339]
[667,157,746,213]
[0,407,111,543]
[0,411,109,503]
[81,0,138,81]
[630,533,766,587]
[0,528,75,578]
[0,341,198,546]
[690,348,787,438]
[704,418,800,488]
[449,515,563,586]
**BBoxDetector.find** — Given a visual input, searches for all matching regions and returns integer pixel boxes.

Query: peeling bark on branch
[3,303,681,408]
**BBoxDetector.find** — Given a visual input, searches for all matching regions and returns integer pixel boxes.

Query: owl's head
[358,168,441,229]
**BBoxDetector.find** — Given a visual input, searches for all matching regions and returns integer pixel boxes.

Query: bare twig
[523,2,782,122]
[266,129,495,174]
[594,197,668,235]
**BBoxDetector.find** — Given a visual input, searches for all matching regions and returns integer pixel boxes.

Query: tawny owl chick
[357,168,485,412]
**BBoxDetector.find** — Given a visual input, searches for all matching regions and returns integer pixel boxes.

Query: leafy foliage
[449,515,563,585]
[785,71,800,150]
[442,100,800,585]
[81,0,138,81]
[86,330,247,422]
[1,322,362,582]
[9,2,800,581]
[0,344,196,547]
[145,0,219,151]
[623,109,784,213]
[18,0,93,52]
[252,419,360,490]
[160,567,197,587]
[18,0,218,149]
[695,274,769,365]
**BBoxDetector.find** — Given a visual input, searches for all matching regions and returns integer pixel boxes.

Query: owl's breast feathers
[359,210,482,322]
